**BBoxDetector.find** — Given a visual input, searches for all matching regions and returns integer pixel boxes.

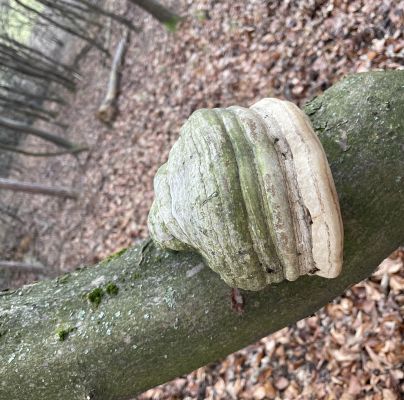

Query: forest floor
[1,0,403,399]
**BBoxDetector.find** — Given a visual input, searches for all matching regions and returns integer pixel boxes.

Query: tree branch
[96,32,129,124]
[0,260,45,274]
[129,0,182,30]
[1,71,403,399]
[0,142,87,157]
[0,178,78,199]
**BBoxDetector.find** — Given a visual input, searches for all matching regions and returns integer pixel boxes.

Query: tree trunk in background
[0,178,78,199]
[129,0,181,29]
[0,71,403,399]
[0,260,45,274]
[0,84,66,105]
[58,0,141,32]
[0,142,83,157]
[0,116,87,151]
[13,0,109,55]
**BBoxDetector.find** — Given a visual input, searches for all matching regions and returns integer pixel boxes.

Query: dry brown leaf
[274,376,289,391]
[382,388,398,400]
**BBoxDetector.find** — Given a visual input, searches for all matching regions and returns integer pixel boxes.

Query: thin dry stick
[96,31,129,124]
[0,178,78,199]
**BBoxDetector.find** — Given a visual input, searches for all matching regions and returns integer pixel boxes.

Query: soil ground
[0,0,403,399]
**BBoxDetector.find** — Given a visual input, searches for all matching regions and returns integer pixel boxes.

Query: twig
[96,31,129,124]
[0,178,79,199]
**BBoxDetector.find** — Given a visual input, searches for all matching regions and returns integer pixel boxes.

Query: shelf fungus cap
[148,98,344,291]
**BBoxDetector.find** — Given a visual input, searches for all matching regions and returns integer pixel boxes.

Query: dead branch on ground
[96,31,129,124]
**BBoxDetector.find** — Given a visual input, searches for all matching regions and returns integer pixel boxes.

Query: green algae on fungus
[105,282,119,296]
[87,287,104,307]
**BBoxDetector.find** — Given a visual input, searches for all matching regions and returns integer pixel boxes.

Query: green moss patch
[87,287,104,307]
[105,282,119,296]
[56,326,76,341]
[102,247,128,265]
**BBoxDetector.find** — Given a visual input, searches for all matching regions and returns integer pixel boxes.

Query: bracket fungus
[148,98,344,291]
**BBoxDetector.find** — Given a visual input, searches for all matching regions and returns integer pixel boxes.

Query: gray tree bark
[0,71,403,400]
